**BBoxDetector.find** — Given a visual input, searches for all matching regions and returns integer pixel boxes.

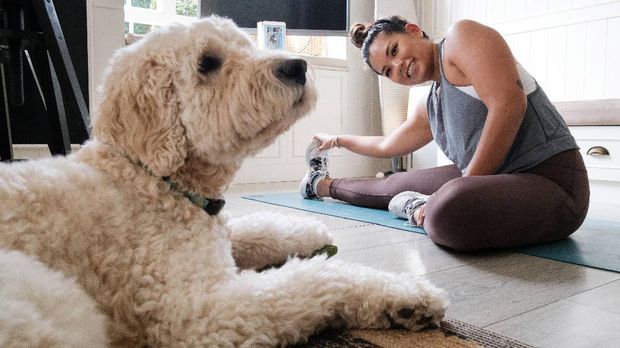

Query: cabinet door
[570,126,620,182]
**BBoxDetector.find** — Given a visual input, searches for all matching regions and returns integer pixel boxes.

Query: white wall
[86,0,125,112]
[417,0,620,102]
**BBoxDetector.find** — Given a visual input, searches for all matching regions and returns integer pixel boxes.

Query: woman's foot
[299,139,330,200]
[300,170,328,199]
[388,191,429,226]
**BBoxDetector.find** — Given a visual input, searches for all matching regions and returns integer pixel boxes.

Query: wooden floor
[226,181,620,348]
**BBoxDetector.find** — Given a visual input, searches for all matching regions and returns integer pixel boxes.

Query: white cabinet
[570,126,620,204]
[571,127,620,182]
[557,99,620,204]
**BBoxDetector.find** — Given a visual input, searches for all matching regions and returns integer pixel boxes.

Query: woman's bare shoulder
[444,20,500,55]
[446,20,495,39]
[442,20,512,84]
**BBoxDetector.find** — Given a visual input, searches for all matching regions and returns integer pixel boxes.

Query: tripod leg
[0,64,14,161]
[8,41,25,106]
[31,0,90,137]
[27,49,71,156]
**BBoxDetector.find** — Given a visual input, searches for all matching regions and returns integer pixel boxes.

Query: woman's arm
[316,96,434,158]
[444,20,527,176]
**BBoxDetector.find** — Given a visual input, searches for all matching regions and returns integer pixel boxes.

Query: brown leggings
[329,149,590,251]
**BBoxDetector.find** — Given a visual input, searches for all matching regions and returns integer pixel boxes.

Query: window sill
[124,35,348,71]
[301,56,348,72]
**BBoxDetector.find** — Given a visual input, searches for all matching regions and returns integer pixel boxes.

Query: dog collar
[163,177,225,215]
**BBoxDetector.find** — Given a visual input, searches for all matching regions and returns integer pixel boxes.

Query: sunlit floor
[226,181,620,348]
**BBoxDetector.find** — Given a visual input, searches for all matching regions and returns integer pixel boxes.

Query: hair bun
[349,23,370,49]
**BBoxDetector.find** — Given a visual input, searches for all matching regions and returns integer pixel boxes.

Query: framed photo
[257,21,286,50]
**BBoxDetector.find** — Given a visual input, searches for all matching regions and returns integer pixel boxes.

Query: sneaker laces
[300,138,331,200]
[404,198,427,226]
[309,156,328,174]
[306,138,330,174]
[388,191,429,226]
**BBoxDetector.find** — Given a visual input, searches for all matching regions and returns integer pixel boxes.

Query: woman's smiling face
[367,24,436,86]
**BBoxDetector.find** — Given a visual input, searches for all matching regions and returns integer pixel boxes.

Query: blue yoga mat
[243,192,620,273]
[244,192,426,234]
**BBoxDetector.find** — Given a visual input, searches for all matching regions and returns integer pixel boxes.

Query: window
[124,0,345,60]
[255,35,345,60]
[124,0,198,35]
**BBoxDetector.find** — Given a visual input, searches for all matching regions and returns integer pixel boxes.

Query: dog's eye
[198,55,222,74]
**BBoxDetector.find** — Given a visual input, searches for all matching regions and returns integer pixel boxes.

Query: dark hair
[349,16,429,71]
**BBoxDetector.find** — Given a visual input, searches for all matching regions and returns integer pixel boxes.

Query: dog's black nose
[276,59,307,85]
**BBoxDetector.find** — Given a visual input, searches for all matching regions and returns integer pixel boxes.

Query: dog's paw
[374,278,448,331]
[338,270,448,331]
[384,303,441,331]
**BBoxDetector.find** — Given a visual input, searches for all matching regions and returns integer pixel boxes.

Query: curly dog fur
[0,17,448,346]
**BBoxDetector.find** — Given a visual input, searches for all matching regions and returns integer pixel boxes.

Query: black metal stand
[0,0,90,161]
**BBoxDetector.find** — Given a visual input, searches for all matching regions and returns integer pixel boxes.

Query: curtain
[374,0,418,136]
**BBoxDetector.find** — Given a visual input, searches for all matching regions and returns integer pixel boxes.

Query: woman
[299,16,589,251]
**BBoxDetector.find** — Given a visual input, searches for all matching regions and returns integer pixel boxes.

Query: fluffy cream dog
[0,250,108,347]
[0,17,448,346]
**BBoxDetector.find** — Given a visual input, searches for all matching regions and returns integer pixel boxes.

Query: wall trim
[92,0,123,10]
[494,1,620,35]
[13,144,82,160]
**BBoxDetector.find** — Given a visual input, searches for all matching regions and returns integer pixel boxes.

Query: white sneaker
[299,139,330,200]
[299,169,327,200]
[388,191,429,225]
[305,138,329,172]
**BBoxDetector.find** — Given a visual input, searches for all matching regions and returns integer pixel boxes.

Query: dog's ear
[93,55,187,177]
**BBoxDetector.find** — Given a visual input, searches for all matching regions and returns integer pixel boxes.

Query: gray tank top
[427,40,578,174]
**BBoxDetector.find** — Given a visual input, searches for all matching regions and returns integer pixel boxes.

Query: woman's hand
[313,133,339,151]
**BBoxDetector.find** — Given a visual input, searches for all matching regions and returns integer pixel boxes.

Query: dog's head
[93,16,316,177]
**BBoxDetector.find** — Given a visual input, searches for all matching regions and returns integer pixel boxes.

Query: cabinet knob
[586,146,610,156]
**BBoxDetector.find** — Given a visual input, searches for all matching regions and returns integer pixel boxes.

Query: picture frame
[257,21,286,50]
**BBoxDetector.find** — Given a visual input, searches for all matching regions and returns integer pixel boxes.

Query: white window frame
[125,0,198,31]
[124,0,346,61]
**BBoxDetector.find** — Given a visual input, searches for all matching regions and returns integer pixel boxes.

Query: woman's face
[367,24,436,86]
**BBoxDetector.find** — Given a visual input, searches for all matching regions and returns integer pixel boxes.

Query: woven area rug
[294,318,532,347]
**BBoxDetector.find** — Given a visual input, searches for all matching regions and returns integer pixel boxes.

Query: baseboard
[12,144,82,160]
